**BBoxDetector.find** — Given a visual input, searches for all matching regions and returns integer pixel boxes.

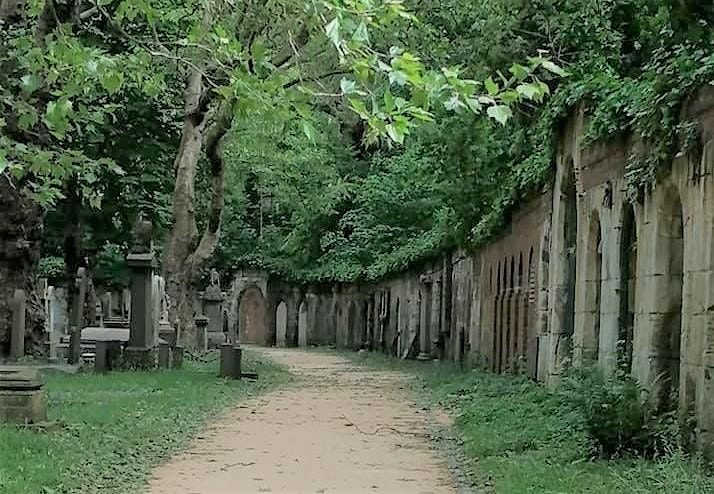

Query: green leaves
[44,99,73,137]
[487,105,512,125]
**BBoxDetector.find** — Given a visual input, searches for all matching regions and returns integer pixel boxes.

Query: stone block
[219,344,235,378]
[0,368,47,424]
[158,342,170,369]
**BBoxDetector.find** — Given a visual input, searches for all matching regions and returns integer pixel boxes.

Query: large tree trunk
[164,58,232,348]
[0,178,45,356]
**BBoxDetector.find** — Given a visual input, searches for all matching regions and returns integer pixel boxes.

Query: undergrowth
[349,351,714,493]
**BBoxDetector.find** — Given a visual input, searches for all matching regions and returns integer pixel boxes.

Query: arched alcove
[238,287,268,345]
[275,301,288,347]
[619,204,637,372]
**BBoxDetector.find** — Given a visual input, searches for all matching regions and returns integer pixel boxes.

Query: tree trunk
[62,177,83,335]
[0,177,45,356]
[164,74,233,348]
[164,67,208,347]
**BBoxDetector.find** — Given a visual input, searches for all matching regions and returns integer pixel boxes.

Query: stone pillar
[194,315,209,353]
[431,278,442,358]
[417,275,432,360]
[125,253,156,369]
[10,289,25,360]
[287,288,300,347]
[69,268,87,365]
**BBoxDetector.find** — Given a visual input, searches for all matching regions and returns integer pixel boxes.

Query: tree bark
[0,177,45,356]
[163,62,233,347]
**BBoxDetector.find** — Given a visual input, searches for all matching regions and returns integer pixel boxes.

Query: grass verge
[348,351,714,494]
[0,351,289,494]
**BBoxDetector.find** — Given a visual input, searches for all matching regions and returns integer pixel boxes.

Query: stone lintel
[126,253,156,269]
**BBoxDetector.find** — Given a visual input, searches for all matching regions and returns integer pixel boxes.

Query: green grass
[348,352,714,494]
[0,351,289,494]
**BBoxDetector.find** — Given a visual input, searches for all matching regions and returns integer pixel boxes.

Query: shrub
[38,256,65,281]
[94,243,130,288]
[559,366,678,458]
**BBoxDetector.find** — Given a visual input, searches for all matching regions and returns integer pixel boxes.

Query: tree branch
[283,69,348,90]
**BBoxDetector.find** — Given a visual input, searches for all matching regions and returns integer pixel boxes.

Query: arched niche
[238,286,268,345]
[275,300,288,347]
[619,203,637,373]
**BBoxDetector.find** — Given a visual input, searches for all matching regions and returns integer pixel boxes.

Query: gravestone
[124,213,156,369]
[202,269,225,348]
[172,345,184,369]
[94,340,121,373]
[0,368,47,424]
[10,289,25,360]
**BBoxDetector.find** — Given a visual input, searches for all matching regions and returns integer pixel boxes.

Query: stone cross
[10,289,26,360]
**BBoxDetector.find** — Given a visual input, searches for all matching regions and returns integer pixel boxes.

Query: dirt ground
[147,348,459,494]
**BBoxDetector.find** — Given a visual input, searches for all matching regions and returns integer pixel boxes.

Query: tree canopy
[4,0,713,288]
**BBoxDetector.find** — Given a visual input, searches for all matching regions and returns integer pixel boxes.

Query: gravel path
[147,348,458,494]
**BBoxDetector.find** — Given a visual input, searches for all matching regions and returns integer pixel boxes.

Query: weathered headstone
[219,343,235,378]
[194,315,209,353]
[124,212,156,369]
[171,345,184,369]
[0,368,47,424]
[69,268,88,365]
[10,289,26,360]
[202,269,225,348]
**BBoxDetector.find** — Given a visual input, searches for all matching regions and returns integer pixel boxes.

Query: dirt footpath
[147,348,459,494]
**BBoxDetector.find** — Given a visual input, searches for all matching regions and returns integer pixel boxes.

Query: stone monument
[124,212,156,369]
[201,269,225,348]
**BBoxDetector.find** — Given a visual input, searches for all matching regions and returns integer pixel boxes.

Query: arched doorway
[275,301,288,347]
[238,287,268,345]
[297,301,308,347]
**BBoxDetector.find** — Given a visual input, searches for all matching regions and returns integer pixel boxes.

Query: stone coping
[0,367,44,390]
